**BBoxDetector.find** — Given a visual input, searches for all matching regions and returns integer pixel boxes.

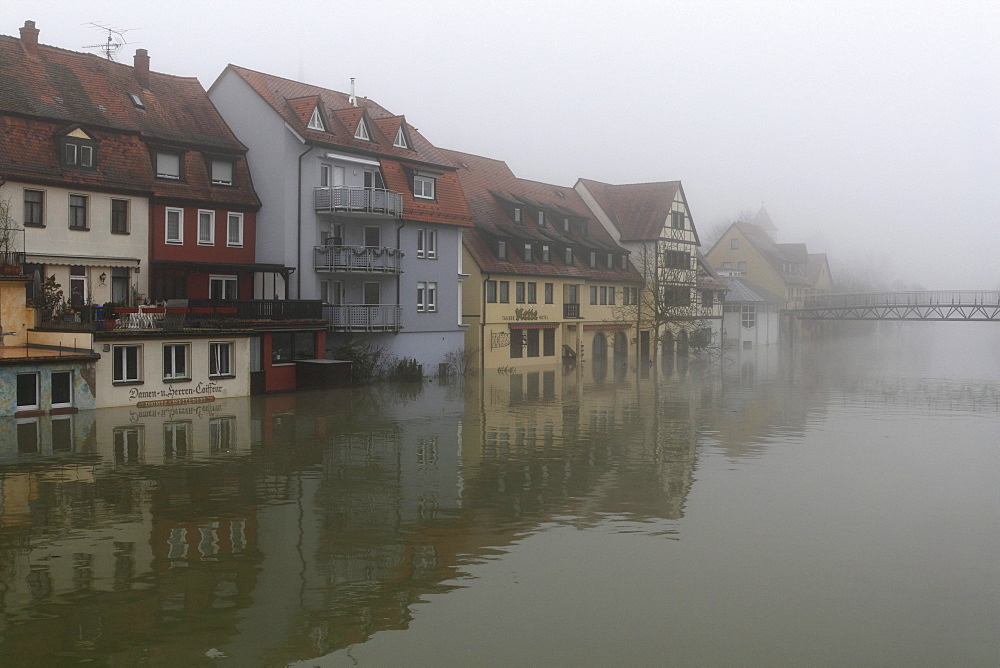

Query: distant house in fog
[720,276,784,349]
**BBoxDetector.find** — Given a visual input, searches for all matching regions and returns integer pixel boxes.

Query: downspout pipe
[295,144,312,299]
[396,217,405,334]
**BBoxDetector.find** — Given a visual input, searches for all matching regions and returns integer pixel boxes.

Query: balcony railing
[563,302,581,319]
[314,186,403,218]
[0,252,26,275]
[314,245,403,274]
[322,304,402,332]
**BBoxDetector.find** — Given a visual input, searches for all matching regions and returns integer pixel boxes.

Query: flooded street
[1,325,998,666]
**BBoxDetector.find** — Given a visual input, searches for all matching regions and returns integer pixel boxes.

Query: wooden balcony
[322,304,401,332]
[314,186,403,218]
[314,245,402,274]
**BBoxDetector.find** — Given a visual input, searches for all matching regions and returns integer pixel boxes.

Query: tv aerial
[83,22,139,61]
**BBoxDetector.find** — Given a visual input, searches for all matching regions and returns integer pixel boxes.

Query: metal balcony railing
[563,302,581,319]
[314,186,403,217]
[322,304,402,332]
[314,245,402,274]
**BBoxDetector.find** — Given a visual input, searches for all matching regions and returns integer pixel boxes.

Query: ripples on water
[0,325,998,665]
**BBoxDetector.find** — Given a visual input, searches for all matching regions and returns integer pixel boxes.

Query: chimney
[134,48,150,89]
[19,20,39,55]
[349,77,357,107]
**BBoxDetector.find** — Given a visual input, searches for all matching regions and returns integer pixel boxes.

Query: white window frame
[394,125,408,148]
[112,344,142,383]
[163,343,191,381]
[209,275,238,300]
[354,118,370,140]
[24,188,44,226]
[731,237,740,250]
[414,175,435,200]
[209,341,234,378]
[68,194,88,230]
[498,240,507,260]
[741,304,757,329]
[417,228,437,259]
[417,281,437,312]
[198,210,215,246]
[537,211,545,226]
[165,207,184,244]
[156,151,181,180]
[211,159,234,186]
[513,207,521,223]
[51,370,74,409]
[16,372,40,410]
[227,212,244,247]
[308,106,325,131]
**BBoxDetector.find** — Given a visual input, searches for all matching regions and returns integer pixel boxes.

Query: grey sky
[6,1,998,289]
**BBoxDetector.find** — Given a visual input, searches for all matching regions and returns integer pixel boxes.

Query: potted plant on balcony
[101,301,119,330]
[35,274,63,322]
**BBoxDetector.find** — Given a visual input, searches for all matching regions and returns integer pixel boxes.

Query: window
[600,286,608,305]
[24,189,43,226]
[210,275,238,300]
[663,287,691,307]
[417,228,437,259]
[110,199,129,234]
[198,210,215,245]
[563,217,570,232]
[165,208,183,244]
[731,237,740,250]
[702,291,715,309]
[590,285,598,305]
[524,244,532,262]
[113,426,143,464]
[129,92,144,109]
[741,304,757,329]
[589,251,596,268]
[68,195,88,230]
[364,226,381,248]
[526,329,539,357]
[663,250,690,270]
[163,344,190,381]
[513,207,521,223]
[565,247,573,266]
[210,417,235,453]
[320,280,343,305]
[722,261,733,270]
[417,281,437,312]
[414,175,435,199]
[607,253,614,269]
[544,283,553,304]
[527,282,537,304]
[394,125,408,148]
[537,211,545,226]
[308,106,325,131]
[16,373,39,410]
[62,139,95,169]
[515,281,526,304]
[69,266,87,306]
[113,345,142,383]
[51,371,73,408]
[209,342,233,378]
[271,332,316,363]
[211,159,234,186]
[156,152,181,180]
[354,118,371,140]
[623,288,631,305]
[486,280,497,303]
[631,287,639,305]
[541,245,550,263]
[621,254,628,270]
[609,287,616,305]
[363,282,381,305]
[499,281,510,303]
[543,328,555,356]
[498,240,507,260]
[671,211,685,230]
[227,213,243,247]
[112,267,129,303]
[164,422,190,458]
[510,328,523,358]
[738,261,747,273]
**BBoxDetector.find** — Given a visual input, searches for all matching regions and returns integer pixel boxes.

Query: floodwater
[1,324,998,666]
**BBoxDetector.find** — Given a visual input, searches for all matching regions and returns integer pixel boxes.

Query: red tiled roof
[0,29,260,208]
[577,178,684,242]
[442,149,641,283]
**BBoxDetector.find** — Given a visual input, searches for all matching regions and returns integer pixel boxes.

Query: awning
[507,322,559,330]
[321,151,380,167]
[152,260,294,274]
[27,253,139,268]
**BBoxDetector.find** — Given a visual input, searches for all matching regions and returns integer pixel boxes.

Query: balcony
[314,245,402,274]
[314,186,403,218]
[563,302,581,319]
[1,252,26,277]
[322,304,401,332]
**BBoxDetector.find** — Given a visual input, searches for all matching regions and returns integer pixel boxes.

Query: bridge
[790,291,1000,321]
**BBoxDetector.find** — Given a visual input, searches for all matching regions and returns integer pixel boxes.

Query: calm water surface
[1,325,998,666]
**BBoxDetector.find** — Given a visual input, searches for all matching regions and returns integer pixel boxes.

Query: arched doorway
[677,329,689,357]
[613,331,628,367]
[662,330,674,359]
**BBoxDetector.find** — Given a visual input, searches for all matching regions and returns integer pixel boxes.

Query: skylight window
[129,93,144,109]
[394,126,408,149]
[308,106,325,131]
[354,118,370,141]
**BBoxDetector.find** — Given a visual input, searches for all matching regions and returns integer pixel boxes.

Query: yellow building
[442,150,643,375]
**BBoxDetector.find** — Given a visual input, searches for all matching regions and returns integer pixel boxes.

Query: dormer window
[156,151,182,180]
[541,245,550,263]
[565,247,573,266]
[498,240,507,260]
[620,254,628,270]
[394,125,408,148]
[354,118,371,141]
[537,211,545,226]
[589,251,597,268]
[414,175,435,200]
[513,207,521,223]
[606,253,614,269]
[308,106,325,131]
[61,138,95,170]
[524,243,533,262]
[563,217,570,232]
[211,159,234,186]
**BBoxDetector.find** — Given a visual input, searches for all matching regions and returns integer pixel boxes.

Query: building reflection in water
[0,350,829,664]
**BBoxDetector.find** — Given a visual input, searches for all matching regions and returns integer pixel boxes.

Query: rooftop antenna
[82,22,138,61]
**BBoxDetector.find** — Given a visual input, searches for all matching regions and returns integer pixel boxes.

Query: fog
[6,1,998,289]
